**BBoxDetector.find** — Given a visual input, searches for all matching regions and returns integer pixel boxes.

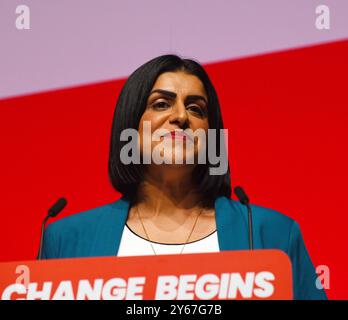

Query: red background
[0,40,347,299]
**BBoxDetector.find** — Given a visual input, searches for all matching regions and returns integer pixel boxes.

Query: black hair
[108,54,231,205]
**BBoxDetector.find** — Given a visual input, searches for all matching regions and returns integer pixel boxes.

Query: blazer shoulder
[222,196,295,228]
[45,197,129,238]
[219,196,297,250]
[42,197,129,259]
[250,201,295,228]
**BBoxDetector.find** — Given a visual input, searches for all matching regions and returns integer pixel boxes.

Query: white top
[117,224,220,256]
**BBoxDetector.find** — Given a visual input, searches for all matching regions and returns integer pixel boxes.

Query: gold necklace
[136,205,204,255]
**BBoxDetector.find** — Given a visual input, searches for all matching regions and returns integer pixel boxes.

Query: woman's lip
[162,131,192,141]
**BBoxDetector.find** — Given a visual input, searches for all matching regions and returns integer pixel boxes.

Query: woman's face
[138,71,209,167]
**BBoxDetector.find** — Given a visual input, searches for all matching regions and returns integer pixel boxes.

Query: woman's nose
[168,102,189,128]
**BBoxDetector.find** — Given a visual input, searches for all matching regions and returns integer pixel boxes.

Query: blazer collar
[91,196,249,257]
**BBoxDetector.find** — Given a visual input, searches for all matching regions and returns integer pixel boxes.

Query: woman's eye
[152,101,170,110]
[187,105,205,116]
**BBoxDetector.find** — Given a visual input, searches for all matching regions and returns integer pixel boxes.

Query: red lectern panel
[0,249,292,300]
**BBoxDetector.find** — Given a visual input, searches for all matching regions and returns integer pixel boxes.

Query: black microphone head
[48,197,67,217]
[234,186,250,205]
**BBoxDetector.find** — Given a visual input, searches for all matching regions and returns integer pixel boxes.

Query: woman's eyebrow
[149,89,207,104]
[149,89,176,99]
[185,95,208,105]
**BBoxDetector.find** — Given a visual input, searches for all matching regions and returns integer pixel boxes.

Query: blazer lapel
[215,196,250,251]
[90,197,130,257]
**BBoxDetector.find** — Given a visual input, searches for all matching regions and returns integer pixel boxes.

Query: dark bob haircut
[108,54,231,205]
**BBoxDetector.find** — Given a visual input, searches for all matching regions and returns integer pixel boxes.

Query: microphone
[37,197,67,260]
[234,186,254,250]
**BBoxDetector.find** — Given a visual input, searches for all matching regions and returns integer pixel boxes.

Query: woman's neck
[134,166,209,218]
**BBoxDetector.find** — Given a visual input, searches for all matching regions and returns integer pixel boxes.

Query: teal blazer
[42,196,327,300]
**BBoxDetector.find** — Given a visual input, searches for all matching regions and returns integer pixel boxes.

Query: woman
[42,54,327,300]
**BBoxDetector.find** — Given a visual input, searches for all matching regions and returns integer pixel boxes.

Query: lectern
[0,249,292,300]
